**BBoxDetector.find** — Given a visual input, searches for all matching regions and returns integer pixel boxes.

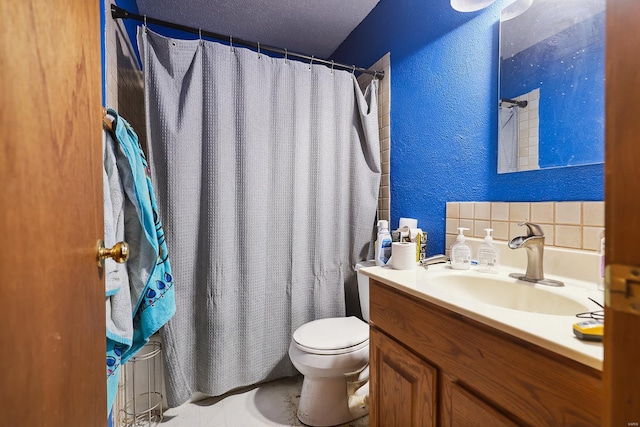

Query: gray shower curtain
[139,28,381,407]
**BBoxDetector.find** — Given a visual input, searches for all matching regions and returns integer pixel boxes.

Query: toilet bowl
[288,261,375,427]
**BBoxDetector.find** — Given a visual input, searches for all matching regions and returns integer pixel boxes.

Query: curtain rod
[110,5,385,80]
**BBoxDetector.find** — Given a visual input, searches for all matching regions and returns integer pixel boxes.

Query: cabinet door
[370,327,437,427]
[442,376,519,427]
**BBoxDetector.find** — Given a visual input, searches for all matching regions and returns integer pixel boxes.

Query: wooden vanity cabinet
[369,279,602,427]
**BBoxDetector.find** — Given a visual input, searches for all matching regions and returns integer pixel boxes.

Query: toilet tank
[355,260,376,322]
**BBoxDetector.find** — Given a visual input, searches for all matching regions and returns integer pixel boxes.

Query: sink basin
[427,273,590,316]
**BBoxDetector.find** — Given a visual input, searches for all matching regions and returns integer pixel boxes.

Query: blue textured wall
[331,0,604,255]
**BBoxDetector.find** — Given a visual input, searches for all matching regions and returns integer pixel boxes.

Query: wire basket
[119,341,164,426]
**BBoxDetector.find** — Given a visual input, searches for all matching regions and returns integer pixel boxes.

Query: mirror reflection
[498,0,605,174]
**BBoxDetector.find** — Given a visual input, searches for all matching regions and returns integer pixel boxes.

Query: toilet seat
[292,316,369,355]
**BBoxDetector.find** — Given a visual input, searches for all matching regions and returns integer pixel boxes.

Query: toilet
[288,260,375,427]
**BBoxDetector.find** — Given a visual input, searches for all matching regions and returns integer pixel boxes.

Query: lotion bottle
[375,220,392,266]
[477,228,500,273]
[450,227,471,270]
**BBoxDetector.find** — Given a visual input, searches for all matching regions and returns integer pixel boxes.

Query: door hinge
[606,264,640,315]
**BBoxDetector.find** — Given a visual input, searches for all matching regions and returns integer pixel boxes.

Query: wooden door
[369,327,437,427]
[604,0,640,425]
[0,1,105,426]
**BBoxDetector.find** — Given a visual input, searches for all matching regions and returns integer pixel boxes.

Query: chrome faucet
[420,254,449,269]
[508,222,563,287]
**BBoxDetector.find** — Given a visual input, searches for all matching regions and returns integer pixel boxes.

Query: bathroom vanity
[363,263,603,426]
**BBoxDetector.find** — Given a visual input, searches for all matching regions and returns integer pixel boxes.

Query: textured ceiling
[136,0,379,59]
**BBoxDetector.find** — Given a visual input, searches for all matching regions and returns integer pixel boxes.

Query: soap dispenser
[450,227,471,270]
[477,228,500,273]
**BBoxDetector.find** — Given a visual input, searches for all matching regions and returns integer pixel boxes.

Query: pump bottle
[450,227,471,270]
[477,228,500,273]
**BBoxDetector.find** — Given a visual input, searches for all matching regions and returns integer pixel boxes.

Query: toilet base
[297,376,368,427]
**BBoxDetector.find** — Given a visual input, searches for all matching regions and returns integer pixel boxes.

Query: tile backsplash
[446,201,604,254]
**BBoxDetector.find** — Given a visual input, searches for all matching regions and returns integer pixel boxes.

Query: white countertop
[361,263,604,371]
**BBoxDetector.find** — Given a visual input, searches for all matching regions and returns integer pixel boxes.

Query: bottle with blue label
[450,227,471,270]
[375,220,392,266]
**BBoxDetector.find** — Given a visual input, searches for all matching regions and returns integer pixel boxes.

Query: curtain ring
[229,35,234,52]
[352,65,356,75]
[199,28,203,45]
[143,15,147,33]
[284,49,288,64]
[257,42,261,58]
[373,71,378,80]
[331,60,334,75]
[309,55,314,70]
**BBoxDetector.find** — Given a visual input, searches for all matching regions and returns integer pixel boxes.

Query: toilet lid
[293,316,369,352]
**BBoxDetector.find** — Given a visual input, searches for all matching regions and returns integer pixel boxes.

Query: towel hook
[331,60,335,75]
[257,42,261,58]
[309,55,314,70]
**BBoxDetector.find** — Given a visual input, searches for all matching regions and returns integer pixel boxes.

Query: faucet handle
[518,222,544,237]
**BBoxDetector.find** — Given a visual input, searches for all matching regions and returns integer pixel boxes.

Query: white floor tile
[159,375,369,427]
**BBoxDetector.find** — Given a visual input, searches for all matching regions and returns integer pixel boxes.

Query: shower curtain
[498,105,519,173]
[139,28,381,407]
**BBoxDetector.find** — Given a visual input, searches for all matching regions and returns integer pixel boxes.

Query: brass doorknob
[97,239,130,267]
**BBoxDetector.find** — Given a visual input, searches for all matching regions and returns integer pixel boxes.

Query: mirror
[498,0,605,173]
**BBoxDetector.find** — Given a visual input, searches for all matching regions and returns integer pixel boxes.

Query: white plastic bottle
[375,220,392,266]
[477,228,500,273]
[450,227,471,270]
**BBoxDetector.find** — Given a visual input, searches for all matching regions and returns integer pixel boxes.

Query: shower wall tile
[445,201,605,252]
[359,52,390,224]
[515,88,540,171]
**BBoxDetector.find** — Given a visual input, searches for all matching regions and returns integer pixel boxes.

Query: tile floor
[159,375,369,427]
